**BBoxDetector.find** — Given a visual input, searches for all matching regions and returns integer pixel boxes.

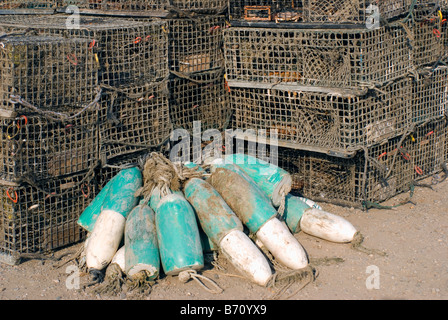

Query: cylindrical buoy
[85,167,142,271]
[282,194,312,234]
[208,167,308,270]
[149,186,184,212]
[155,193,204,276]
[184,178,243,246]
[111,246,126,273]
[125,204,160,280]
[78,167,141,233]
[224,153,292,207]
[299,207,358,243]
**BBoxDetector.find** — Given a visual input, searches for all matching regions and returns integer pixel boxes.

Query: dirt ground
[0,176,447,301]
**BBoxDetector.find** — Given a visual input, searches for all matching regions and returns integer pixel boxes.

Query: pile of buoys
[76,152,362,297]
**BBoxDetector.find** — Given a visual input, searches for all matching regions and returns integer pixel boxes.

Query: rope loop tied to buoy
[178,269,223,294]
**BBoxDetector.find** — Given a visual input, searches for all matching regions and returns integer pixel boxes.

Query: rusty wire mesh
[0,0,56,11]
[411,66,448,124]
[0,34,98,112]
[274,134,415,209]
[229,76,412,156]
[228,0,408,24]
[411,117,448,181]
[0,14,169,87]
[0,170,96,265]
[99,79,172,162]
[169,68,231,134]
[0,105,99,183]
[168,15,226,74]
[59,0,228,14]
[223,25,413,90]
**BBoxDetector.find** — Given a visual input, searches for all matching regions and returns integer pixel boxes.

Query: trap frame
[99,79,172,162]
[229,76,412,157]
[0,14,169,88]
[0,0,56,14]
[223,25,413,90]
[0,170,96,265]
[0,34,99,112]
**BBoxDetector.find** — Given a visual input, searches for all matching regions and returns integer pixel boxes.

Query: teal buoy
[184,178,243,246]
[155,193,204,276]
[85,167,142,271]
[125,204,160,280]
[283,194,312,233]
[184,177,273,286]
[209,167,308,270]
[223,153,292,207]
[148,186,184,212]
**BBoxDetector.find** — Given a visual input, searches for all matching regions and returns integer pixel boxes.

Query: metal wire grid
[59,0,228,14]
[0,35,98,112]
[0,170,96,265]
[228,0,408,24]
[0,15,169,88]
[223,26,412,90]
[410,4,444,68]
[229,76,412,155]
[275,134,415,208]
[98,79,172,162]
[411,117,448,181]
[411,66,448,124]
[169,69,231,134]
[0,0,56,10]
[168,15,226,74]
[0,107,99,183]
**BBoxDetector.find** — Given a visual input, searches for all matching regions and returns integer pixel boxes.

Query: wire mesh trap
[223,25,413,90]
[228,0,408,24]
[411,66,448,125]
[99,79,172,162]
[168,15,226,74]
[229,76,412,156]
[0,34,98,112]
[0,14,169,88]
[59,0,228,15]
[0,170,96,265]
[409,3,444,69]
[169,68,231,134]
[0,106,99,183]
[410,117,448,181]
[274,134,415,209]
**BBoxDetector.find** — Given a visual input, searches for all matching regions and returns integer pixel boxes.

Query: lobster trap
[409,3,444,68]
[168,15,226,74]
[229,76,412,157]
[410,117,448,181]
[0,170,97,265]
[274,134,415,209]
[58,0,228,16]
[0,35,98,112]
[0,104,100,183]
[0,15,169,87]
[228,0,408,25]
[0,0,56,13]
[99,79,172,162]
[169,68,231,134]
[411,66,448,124]
[223,25,413,90]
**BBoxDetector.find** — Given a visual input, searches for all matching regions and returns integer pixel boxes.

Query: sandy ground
[0,176,447,302]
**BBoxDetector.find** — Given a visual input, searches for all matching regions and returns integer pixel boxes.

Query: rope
[135,152,205,204]
[178,269,223,294]
[92,263,125,296]
[350,231,387,256]
[9,87,102,122]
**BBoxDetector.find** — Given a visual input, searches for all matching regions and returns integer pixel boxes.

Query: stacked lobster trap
[0,30,100,264]
[224,0,448,209]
